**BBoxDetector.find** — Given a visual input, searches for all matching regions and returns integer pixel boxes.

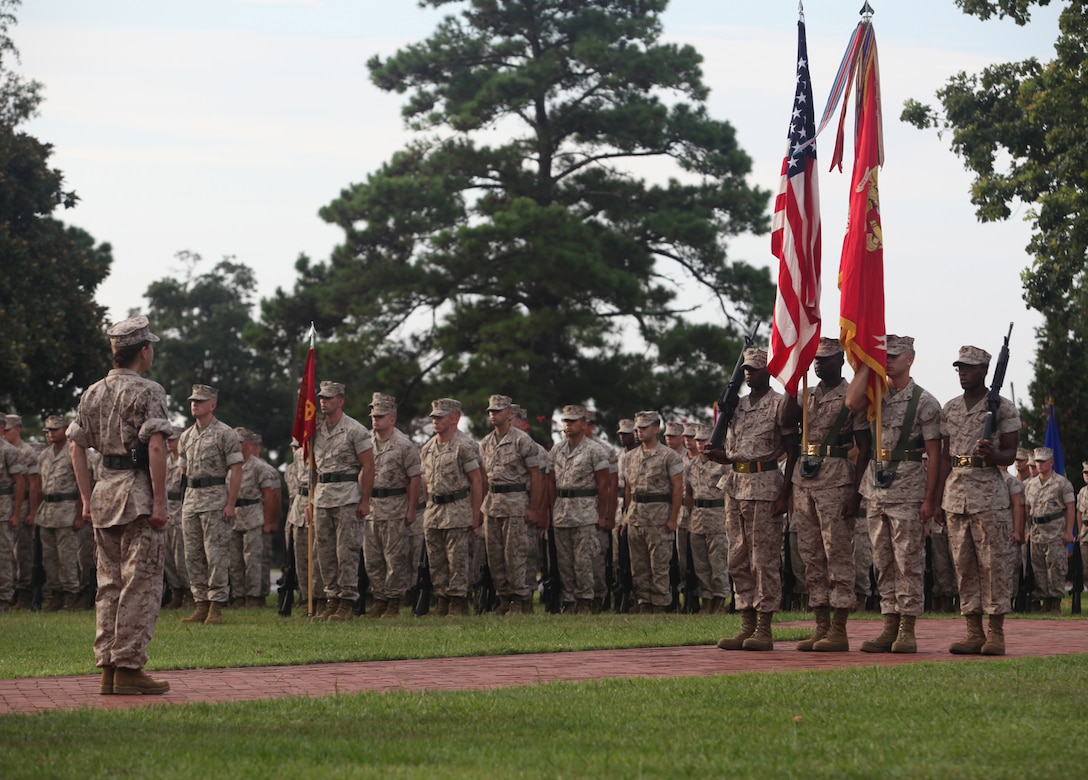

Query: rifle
[353,548,369,617]
[411,544,432,616]
[980,323,1014,443]
[541,526,562,614]
[614,527,633,614]
[1015,541,1035,613]
[683,530,700,614]
[601,531,614,613]
[30,525,45,611]
[667,543,681,613]
[780,522,797,611]
[473,559,497,615]
[1071,543,1083,615]
[277,527,298,617]
[709,322,761,450]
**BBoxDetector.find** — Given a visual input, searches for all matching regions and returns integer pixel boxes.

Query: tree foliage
[260,0,773,436]
[902,0,1088,482]
[146,253,295,461]
[0,1,112,420]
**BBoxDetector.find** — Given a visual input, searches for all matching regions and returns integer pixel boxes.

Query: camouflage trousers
[628,523,674,609]
[676,526,691,596]
[726,497,785,614]
[946,509,1013,615]
[525,522,543,595]
[929,523,958,598]
[0,505,13,603]
[483,514,531,599]
[314,504,363,601]
[77,523,95,593]
[867,501,926,616]
[364,518,409,602]
[182,508,233,604]
[793,484,856,610]
[163,518,189,591]
[554,523,598,604]
[405,525,425,595]
[261,531,272,598]
[94,518,164,671]
[689,530,729,599]
[229,527,265,599]
[593,527,610,601]
[425,526,474,598]
[853,522,873,602]
[289,523,326,605]
[1029,517,1067,599]
[40,526,81,597]
[12,522,32,590]
[787,529,806,599]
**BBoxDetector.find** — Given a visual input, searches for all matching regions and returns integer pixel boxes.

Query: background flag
[767,14,822,397]
[292,326,317,459]
[835,19,886,417]
[1044,402,1065,475]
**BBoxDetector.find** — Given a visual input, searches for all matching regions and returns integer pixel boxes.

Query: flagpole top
[860,1,874,19]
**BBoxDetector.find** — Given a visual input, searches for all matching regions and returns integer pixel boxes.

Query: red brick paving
[1,618,1083,715]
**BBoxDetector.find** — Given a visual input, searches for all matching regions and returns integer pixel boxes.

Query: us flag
[767,16,822,398]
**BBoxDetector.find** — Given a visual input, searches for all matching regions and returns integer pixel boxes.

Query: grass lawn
[1,656,1085,779]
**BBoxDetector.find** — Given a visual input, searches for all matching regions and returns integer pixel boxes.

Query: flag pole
[306,323,316,617]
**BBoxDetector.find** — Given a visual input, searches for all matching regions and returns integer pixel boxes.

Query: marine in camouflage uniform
[687,424,729,613]
[229,428,280,607]
[284,443,325,612]
[364,393,421,618]
[938,345,1020,655]
[1023,446,1075,612]
[585,412,617,612]
[36,416,83,611]
[312,381,375,621]
[512,406,549,604]
[550,405,610,613]
[178,384,243,625]
[480,394,542,615]
[420,398,483,616]
[665,421,693,610]
[1077,464,1088,603]
[0,428,27,609]
[787,338,870,652]
[623,410,684,613]
[712,348,795,651]
[163,428,190,609]
[849,335,942,654]
[70,316,173,695]
[4,415,40,611]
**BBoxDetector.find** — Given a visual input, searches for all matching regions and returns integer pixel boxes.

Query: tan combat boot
[166,588,184,610]
[11,589,31,611]
[949,614,986,655]
[246,596,265,609]
[574,598,594,615]
[328,598,355,621]
[204,601,225,625]
[981,614,1006,656]
[447,596,470,617]
[314,597,339,621]
[63,591,83,611]
[813,608,851,652]
[43,594,64,612]
[99,666,115,695]
[718,608,757,650]
[891,614,917,653]
[367,599,388,618]
[382,599,400,618]
[494,596,510,616]
[860,613,900,653]
[180,601,210,624]
[519,597,534,615]
[707,597,726,615]
[113,667,170,695]
[434,596,450,617]
[742,612,775,651]
[796,605,831,651]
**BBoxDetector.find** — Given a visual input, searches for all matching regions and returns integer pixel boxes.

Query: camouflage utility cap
[1015,448,1031,462]
[107,315,159,348]
[234,427,259,444]
[486,394,513,412]
[1033,447,1054,462]
[635,410,661,428]
[5,414,22,428]
[815,337,842,358]
[317,381,345,398]
[561,404,587,421]
[43,415,68,430]
[369,392,397,415]
[188,384,218,402]
[664,421,684,437]
[953,345,992,366]
[617,418,636,434]
[430,398,461,417]
[742,348,768,369]
[693,423,711,441]
[682,423,697,437]
[885,335,915,356]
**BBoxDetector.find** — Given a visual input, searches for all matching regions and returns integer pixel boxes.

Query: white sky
[15,0,1063,412]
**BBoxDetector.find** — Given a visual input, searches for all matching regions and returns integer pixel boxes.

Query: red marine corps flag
[767,10,822,397]
[833,9,886,417]
[291,324,317,459]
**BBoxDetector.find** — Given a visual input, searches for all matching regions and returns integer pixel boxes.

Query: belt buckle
[804,444,820,456]
[879,449,892,461]
[735,462,751,474]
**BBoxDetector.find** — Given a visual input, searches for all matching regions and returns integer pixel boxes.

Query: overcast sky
[15,0,1065,415]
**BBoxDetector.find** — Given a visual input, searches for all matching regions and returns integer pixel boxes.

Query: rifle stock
[980,323,1013,442]
[708,322,760,449]
[277,527,298,617]
[412,544,432,617]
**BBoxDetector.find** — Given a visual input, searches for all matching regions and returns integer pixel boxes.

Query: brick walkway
[1,618,1083,715]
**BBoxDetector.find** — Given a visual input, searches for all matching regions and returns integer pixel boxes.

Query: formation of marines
[5,314,1087,698]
